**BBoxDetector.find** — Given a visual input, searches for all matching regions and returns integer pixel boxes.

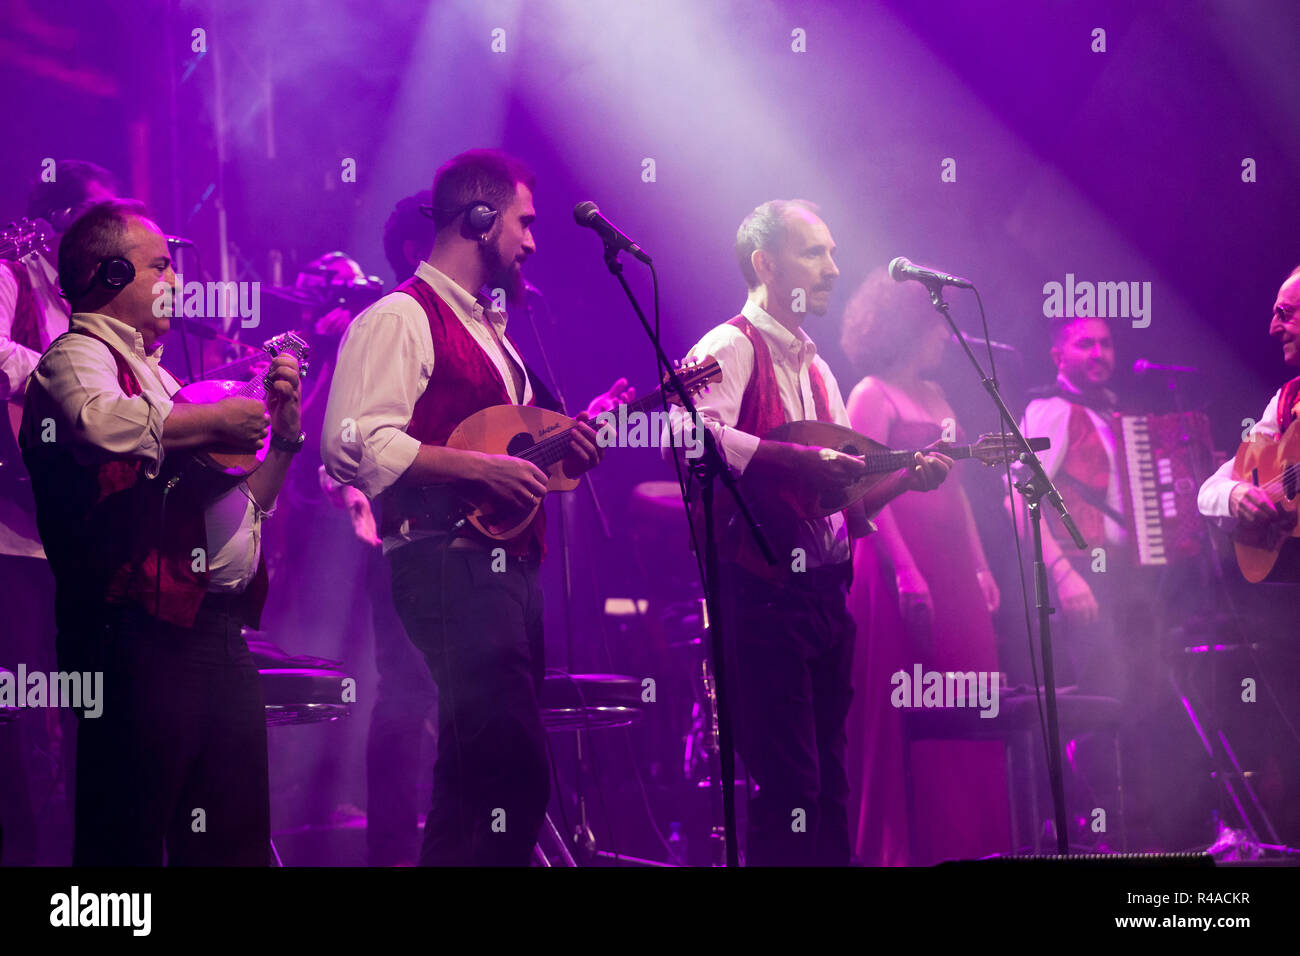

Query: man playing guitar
[1199,265,1300,544]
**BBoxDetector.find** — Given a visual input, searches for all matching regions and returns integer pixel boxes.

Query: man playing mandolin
[19,199,303,865]
[1199,265,1300,549]
[670,199,952,866]
[323,149,626,866]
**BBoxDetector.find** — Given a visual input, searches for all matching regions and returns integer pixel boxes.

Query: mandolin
[703,421,1048,583]
[169,330,310,479]
[757,420,1050,519]
[1230,417,1300,582]
[444,355,721,540]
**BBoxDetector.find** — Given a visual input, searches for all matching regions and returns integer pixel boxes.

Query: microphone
[888,256,974,290]
[166,234,197,249]
[1133,359,1200,376]
[573,201,652,265]
[953,333,1018,354]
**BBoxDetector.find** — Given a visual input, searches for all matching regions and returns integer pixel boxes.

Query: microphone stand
[519,286,621,862]
[518,288,612,674]
[598,239,774,866]
[925,283,1085,856]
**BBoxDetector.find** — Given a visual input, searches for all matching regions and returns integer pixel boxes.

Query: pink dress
[847,417,1010,865]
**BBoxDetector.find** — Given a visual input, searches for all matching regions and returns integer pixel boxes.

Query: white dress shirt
[1019,374,1127,548]
[21,312,265,591]
[0,252,69,400]
[1197,389,1281,527]
[0,253,71,558]
[321,261,533,553]
[668,299,853,568]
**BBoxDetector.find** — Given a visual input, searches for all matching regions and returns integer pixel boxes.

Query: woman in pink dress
[841,268,1009,865]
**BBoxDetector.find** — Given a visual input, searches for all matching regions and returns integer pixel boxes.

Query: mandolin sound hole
[506,432,534,458]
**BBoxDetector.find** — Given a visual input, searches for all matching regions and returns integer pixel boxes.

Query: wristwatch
[270,429,307,454]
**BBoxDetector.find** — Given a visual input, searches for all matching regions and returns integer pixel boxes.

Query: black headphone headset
[419,200,498,239]
[64,256,135,301]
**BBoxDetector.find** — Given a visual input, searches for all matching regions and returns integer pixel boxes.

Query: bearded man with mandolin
[667,199,953,866]
[19,199,303,865]
[1199,265,1300,579]
[323,150,640,866]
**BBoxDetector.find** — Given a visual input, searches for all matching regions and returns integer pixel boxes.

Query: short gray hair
[735,199,820,290]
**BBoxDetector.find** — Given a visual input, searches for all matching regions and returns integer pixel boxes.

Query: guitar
[707,422,1048,581]
[1230,417,1300,582]
[444,355,722,540]
[0,218,57,498]
[168,330,310,483]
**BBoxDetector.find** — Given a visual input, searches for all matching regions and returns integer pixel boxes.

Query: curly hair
[840,266,936,376]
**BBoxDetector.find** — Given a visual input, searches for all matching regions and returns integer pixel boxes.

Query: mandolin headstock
[662,354,721,406]
[968,432,1051,466]
[262,331,311,379]
[0,218,55,263]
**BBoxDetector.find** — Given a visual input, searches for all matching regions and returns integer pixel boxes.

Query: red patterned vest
[705,315,842,579]
[1277,376,1300,434]
[726,314,833,430]
[377,278,545,559]
[4,260,51,354]
[21,329,268,630]
[1054,402,1113,549]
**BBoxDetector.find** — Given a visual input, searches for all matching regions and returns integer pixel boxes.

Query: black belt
[792,562,853,592]
[728,559,853,594]
[199,589,247,618]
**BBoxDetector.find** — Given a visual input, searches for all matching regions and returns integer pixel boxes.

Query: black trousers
[0,554,57,865]
[365,547,437,866]
[722,562,857,866]
[389,537,549,866]
[59,599,270,866]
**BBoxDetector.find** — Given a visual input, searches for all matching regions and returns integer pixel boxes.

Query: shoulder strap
[1277,376,1300,433]
[65,328,142,397]
[807,361,833,423]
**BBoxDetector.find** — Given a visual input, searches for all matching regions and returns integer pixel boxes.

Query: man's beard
[1086,363,1114,383]
[483,240,525,303]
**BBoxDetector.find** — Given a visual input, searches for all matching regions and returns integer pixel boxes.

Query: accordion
[1115,412,1214,566]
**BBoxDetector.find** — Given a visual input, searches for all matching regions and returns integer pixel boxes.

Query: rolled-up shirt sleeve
[322,302,429,499]
[1198,391,1279,525]
[28,334,172,476]
[663,324,761,475]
